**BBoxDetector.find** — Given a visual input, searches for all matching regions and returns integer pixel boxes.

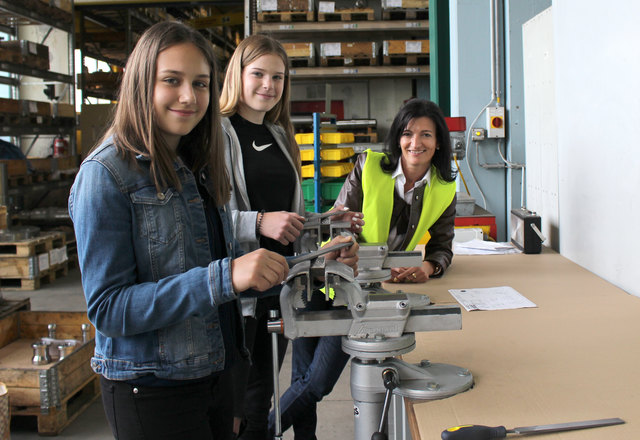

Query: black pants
[101,375,234,440]
[236,299,289,440]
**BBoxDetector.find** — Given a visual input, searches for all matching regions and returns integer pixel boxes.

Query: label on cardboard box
[405,41,422,53]
[38,253,50,272]
[319,1,335,12]
[261,0,278,11]
[322,43,341,57]
[27,41,37,55]
[385,0,402,7]
[28,102,37,113]
[50,246,68,266]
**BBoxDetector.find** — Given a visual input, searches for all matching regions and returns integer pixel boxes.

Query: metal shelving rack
[0,0,77,150]
[74,0,245,102]
[0,0,78,227]
[253,17,429,80]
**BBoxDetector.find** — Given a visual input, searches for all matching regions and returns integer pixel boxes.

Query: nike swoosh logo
[252,141,272,152]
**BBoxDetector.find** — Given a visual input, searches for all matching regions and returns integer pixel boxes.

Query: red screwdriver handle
[441,424,508,440]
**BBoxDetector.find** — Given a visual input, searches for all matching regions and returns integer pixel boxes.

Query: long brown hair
[219,34,301,173]
[99,21,230,205]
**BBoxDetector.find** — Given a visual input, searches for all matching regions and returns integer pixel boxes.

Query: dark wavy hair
[381,98,456,183]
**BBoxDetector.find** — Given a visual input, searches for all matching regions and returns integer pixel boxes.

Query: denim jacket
[69,139,243,381]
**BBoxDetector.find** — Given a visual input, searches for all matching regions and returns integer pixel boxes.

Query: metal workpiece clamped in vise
[278,242,474,440]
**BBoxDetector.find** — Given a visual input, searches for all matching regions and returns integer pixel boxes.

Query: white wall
[539,1,640,296]
[522,8,559,251]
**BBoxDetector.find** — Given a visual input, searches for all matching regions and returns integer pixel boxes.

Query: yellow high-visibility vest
[360,150,455,250]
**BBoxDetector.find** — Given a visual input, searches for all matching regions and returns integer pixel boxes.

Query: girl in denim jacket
[69,22,288,439]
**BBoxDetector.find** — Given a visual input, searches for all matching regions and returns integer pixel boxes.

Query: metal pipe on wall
[489,0,502,103]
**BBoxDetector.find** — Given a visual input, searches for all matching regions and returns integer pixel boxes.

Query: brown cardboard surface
[391,249,639,439]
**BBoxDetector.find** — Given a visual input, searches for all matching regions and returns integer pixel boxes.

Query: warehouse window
[0,31,11,100]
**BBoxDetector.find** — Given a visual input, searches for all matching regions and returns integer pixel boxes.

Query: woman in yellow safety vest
[335,98,457,282]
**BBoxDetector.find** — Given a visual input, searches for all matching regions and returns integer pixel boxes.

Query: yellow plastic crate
[321,147,354,161]
[301,162,354,178]
[296,133,315,145]
[322,162,354,177]
[300,148,315,161]
[295,132,356,145]
[322,132,354,144]
[299,147,355,162]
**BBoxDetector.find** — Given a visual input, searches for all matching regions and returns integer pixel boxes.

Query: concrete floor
[3,269,355,439]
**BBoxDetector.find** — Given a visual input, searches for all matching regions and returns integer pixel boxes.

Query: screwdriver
[441,417,624,439]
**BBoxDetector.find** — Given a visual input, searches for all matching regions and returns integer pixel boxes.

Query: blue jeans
[268,293,350,440]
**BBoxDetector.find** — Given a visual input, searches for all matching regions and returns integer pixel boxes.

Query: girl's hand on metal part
[231,248,289,293]
[323,235,359,276]
[329,205,364,234]
[260,211,305,245]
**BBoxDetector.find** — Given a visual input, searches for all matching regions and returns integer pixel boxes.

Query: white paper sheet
[454,239,521,255]
[449,286,537,311]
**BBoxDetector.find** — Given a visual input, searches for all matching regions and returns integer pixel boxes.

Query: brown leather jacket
[334,152,456,276]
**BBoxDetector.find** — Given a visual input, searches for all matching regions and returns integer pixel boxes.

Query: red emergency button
[491,116,503,128]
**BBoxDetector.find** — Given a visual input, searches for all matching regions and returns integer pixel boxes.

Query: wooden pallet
[0,232,64,258]
[354,132,378,143]
[0,232,68,290]
[320,55,377,67]
[318,8,374,22]
[0,299,30,321]
[290,57,315,67]
[0,260,69,291]
[6,174,32,188]
[11,374,100,436]
[0,113,20,125]
[257,10,314,22]
[26,0,73,24]
[383,54,429,66]
[382,8,428,20]
[0,48,20,64]
[0,310,97,435]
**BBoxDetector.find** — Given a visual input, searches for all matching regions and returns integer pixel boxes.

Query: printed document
[449,286,537,311]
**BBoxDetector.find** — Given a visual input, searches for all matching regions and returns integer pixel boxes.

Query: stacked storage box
[0,40,49,71]
[382,39,429,65]
[79,71,122,100]
[381,0,428,20]
[317,1,374,21]
[319,42,377,67]
[282,42,315,67]
[257,0,315,22]
[297,132,355,212]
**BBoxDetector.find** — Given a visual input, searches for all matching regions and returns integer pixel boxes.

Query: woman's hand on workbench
[259,211,305,245]
[389,266,428,283]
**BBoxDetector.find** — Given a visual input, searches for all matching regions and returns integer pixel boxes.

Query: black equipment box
[510,208,542,254]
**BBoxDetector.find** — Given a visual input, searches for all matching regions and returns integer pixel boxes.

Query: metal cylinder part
[81,323,90,343]
[47,323,57,339]
[58,343,75,360]
[32,342,51,365]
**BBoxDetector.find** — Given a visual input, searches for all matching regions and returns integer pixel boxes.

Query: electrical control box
[486,106,505,138]
[471,128,486,141]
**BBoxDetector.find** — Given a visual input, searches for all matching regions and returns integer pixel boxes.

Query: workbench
[394,248,639,439]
